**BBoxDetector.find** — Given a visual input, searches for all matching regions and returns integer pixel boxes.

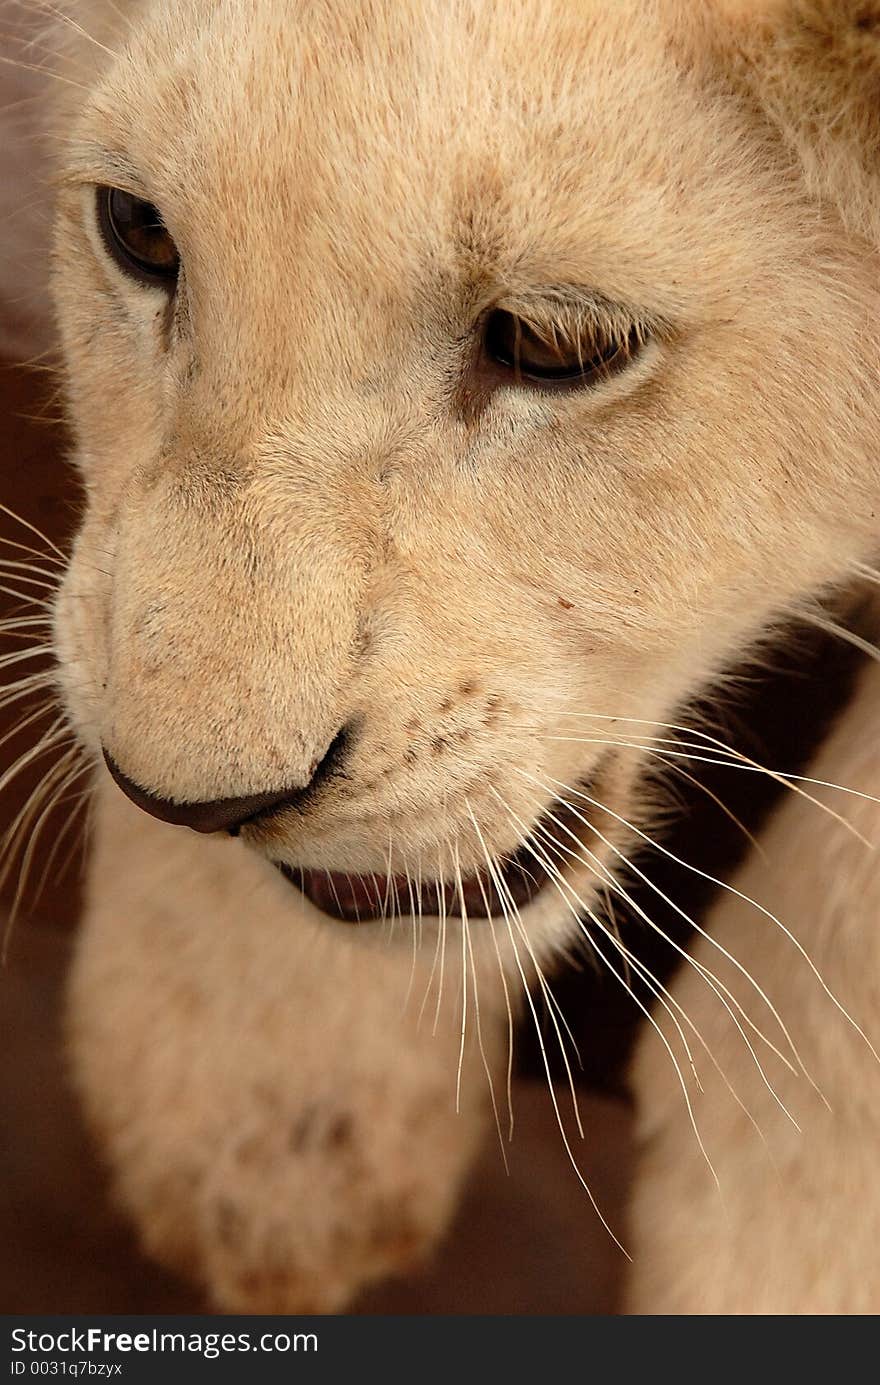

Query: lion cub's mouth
[274,796,590,924]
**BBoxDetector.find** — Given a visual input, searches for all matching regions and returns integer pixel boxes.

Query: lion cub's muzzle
[100,737,587,927]
[102,728,348,835]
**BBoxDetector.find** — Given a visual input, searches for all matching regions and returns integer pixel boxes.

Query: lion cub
[29,0,880,1311]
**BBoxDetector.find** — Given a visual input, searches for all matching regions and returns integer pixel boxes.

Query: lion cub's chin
[251,756,631,951]
[264,838,611,971]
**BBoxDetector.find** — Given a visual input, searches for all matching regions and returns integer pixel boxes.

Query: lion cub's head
[49,0,880,947]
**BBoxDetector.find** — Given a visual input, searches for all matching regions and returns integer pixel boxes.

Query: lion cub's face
[51,0,880,944]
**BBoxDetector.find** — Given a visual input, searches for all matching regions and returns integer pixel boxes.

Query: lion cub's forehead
[80,0,761,317]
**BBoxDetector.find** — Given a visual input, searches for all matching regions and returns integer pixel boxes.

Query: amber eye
[96,186,180,287]
[483,308,641,389]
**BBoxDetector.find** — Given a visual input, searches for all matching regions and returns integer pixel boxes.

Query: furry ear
[719,1,880,242]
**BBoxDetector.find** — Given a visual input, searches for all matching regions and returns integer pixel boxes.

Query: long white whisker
[382,832,395,942]
[33,2,121,61]
[32,768,92,902]
[466,822,519,1146]
[9,754,89,922]
[532,797,801,1079]
[0,676,58,718]
[0,560,63,587]
[451,842,469,1116]
[0,617,56,636]
[1,743,81,954]
[0,644,54,673]
[802,610,880,663]
[533,819,701,1083]
[386,868,399,942]
[0,535,64,568]
[0,714,68,798]
[528,809,802,1133]
[456,837,508,1173]
[0,502,68,560]
[417,844,446,1030]
[0,51,91,90]
[402,857,420,1013]
[0,736,76,870]
[534,770,875,1080]
[494,789,723,1183]
[467,804,629,1257]
[487,842,586,1138]
[432,856,449,1038]
[539,770,880,1074]
[528,771,817,1085]
[0,584,53,612]
[480,889,517,1142]
[465,810,585,1136]
[554,713,880,835]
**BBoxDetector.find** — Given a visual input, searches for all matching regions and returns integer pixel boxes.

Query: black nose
[102,731,347,835]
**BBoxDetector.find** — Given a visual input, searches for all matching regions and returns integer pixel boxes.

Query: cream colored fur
[22,0,880,1310]
[627,649,880,1314]
[68,781,495,1312]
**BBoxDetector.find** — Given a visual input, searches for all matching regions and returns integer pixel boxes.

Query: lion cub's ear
[715,1,880,242]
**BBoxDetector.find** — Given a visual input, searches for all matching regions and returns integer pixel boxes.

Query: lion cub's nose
[102,749,306,835]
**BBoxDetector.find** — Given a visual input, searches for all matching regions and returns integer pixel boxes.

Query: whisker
[0,502,67,561]
[9,753,89,923]
[456,835,508,1172]
[0,713,69,798]
[31,2,121,61]
[533,818,703,1082]
[382,832,395,941]
[0,697,64,761]
[0,50,91,91]
[1,743,81,954]
[0,673,58,715]
[654,754,767,860]
[324,869,345,922]
[468,828,520,1145]
[467,805,629,1257]
[494,788,724,1182]
[0,585,55,612]
[402,857,420,1013]
[802,610,880,663]
[432,857,449,1038]
[535,770,880,1080]
[0,615,55,632]
[526,769,815,1076]
[553,712,880,836]
[417,845,446,1030]
[527,804,803,1131]
[477,876,517,1142]
[451,842,469,1116]
[388,868,402,943]
[465,807,584,1136]
[0,736,76,873]
[0,535,64,567]
[33,778,90,901]
[0,557,63,584]
[415,852,425,953]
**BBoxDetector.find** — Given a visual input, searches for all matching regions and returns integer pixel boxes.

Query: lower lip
[274,794,595,924]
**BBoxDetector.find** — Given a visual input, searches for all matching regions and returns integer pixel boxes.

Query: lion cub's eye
[483,308,641,390]
[96,186,180,288]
